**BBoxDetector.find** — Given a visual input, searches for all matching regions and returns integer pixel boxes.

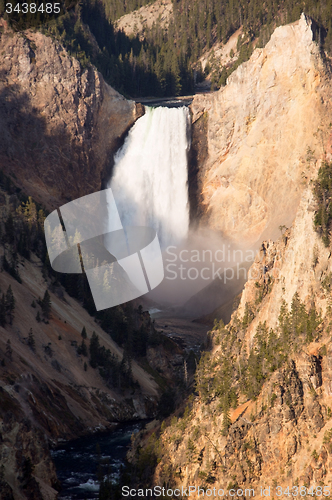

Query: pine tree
[41,290,51,319]
[81,326,87,339]
[121,350,132,377]
[4,213,15,244]
[89,331,100,368]
[5,339,12,361]
[28,328,36,352]
[5,285,15,325]
[0,294,6,327]
[21,196,37,224]
[78,339,88,356]
[222,405,232,435]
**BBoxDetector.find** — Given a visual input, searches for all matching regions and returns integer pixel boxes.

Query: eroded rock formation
[129,15,332,495]
[0,21,143,210]
[145,182,332,494]
[190,14,332,246]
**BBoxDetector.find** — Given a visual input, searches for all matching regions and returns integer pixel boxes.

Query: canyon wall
[129,15,332,495]
[115,0,172,38]
[146,181,332,495]
[190,14,332,247]
[0,21,143,211]
[0,22,154,499]
[0,189,159,498]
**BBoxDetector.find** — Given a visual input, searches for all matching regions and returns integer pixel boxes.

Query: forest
[2,0,332,96]
[0,170,162,391]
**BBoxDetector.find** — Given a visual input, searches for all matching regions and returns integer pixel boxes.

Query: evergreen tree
[0,294,6,327]
[121,350,132,379]
[222,406,232,435]
[5,285,15,325]
[81,326,87,339]
[28,328,36,352]
[41,290,51,319]
[89,331,100,368]
[77,339,88,356]
[4,213,15,244]
[20,196,37,224]
[5,339,12,361]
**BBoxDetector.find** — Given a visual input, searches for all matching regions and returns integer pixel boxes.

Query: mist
[145,226,257,316]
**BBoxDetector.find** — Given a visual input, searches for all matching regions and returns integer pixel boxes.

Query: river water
[51,421,143,500]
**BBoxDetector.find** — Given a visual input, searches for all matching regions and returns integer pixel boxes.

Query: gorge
[2,7,332,500]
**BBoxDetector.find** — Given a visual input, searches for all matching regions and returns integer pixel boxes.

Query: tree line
[4,0,332,96]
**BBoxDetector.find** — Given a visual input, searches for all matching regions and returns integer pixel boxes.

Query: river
[51,421,144,500]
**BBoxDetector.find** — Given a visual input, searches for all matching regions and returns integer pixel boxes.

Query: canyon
[1,7,332,500]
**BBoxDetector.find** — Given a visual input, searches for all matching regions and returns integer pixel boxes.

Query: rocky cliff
[128,16,332,496]
[0,22,161,499]
[0,20,143,211]
[190,14,332,246]
[139,181,332,495]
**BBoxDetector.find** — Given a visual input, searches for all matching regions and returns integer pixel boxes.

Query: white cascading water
[108,106,190,248]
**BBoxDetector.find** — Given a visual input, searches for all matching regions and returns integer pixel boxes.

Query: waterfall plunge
[108,106,190,248]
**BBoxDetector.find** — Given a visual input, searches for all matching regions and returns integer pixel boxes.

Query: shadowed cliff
[0,23,143,211]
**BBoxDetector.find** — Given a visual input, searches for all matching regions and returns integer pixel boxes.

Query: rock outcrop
[0,407,59,500]
[0,22,143,210]
[129,15,332,496]
[145,180,332,495]
[115,0,172,39]
[190,14,332,246]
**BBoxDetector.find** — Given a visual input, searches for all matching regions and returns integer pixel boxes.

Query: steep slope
[0,20,143,212]
[126,16,332,496]
[142,183,332,495]
[0,184,160,499]
[190,14,332,246]
[0,22,165,499]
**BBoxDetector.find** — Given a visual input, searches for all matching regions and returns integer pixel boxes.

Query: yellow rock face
[191,14,332,247]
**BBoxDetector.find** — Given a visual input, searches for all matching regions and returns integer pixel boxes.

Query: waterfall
[108,106,190,248]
